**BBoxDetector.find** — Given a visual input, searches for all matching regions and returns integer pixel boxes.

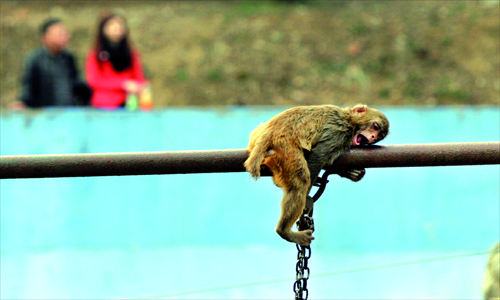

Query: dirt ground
[1,0,499,107]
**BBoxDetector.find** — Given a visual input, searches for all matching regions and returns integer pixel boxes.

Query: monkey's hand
[337,168,366,182]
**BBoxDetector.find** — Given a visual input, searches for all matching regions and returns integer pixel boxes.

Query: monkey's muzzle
[353,134,369,146]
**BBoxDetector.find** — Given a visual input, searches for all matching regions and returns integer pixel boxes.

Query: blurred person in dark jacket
[12,18,90,109]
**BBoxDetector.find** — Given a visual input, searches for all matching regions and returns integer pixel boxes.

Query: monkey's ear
[352,104,367,114]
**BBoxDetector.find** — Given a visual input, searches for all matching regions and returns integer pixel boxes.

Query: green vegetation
[1,0,498,107]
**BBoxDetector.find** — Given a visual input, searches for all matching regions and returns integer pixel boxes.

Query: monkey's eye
[373,122,381,130]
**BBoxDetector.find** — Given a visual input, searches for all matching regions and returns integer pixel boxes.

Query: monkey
[244,104,389,246]
[483,243,500,300]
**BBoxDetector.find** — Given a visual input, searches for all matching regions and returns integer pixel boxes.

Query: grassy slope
[1,0,499,107]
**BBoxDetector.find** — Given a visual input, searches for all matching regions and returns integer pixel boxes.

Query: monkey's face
[352,120,386,146]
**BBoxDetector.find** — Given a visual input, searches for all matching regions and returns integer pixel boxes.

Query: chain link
[293,214,314,300]
[293,172,332,300]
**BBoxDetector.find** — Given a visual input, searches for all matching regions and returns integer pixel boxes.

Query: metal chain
[294,213,314,300]
[293,171,332,300]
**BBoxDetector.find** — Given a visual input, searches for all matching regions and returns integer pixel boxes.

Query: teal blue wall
[1,107,499,299]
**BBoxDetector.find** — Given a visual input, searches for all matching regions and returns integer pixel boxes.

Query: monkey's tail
[244,135,271,180]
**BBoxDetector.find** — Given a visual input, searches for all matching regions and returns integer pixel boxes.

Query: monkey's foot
[291,230,315,246]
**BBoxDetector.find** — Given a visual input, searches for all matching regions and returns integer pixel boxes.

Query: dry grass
[1,0,499,107]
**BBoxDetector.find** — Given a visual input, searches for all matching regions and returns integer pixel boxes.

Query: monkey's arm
[307,140,366,187]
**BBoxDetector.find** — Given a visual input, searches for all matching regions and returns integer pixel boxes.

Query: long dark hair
[93,12,132,72]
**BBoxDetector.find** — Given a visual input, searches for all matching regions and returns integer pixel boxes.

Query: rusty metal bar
[329,142,500,169]
[0,142,498,179]
[0,149,248,179]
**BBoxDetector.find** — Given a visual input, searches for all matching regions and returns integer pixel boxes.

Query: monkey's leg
[275,152,314,246]
[276,186,314,246]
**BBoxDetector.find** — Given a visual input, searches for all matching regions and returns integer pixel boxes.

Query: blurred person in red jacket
[86,12,147,109]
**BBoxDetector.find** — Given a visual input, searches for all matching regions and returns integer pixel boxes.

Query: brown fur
[483,243,500,300]
[244,104,389,245]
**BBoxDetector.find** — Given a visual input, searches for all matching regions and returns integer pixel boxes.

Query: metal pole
[329,142,500,169]
[0,142,498,179]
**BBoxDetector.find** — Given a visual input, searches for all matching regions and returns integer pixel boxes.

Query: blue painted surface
[1,106,499,299]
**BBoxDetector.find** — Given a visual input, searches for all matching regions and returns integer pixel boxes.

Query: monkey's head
[349,104,389,146]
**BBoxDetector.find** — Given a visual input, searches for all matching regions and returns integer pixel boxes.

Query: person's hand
[7,101,26,111]
[124,80,142,94]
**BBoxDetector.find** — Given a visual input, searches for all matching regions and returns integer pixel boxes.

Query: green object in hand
[126,94,138,111]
